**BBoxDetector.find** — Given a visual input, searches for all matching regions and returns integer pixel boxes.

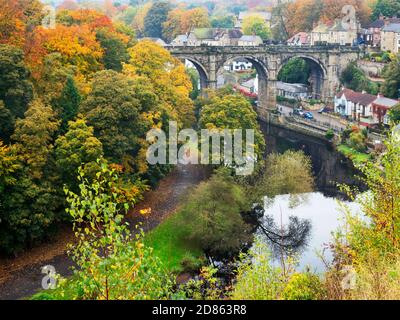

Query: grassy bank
[337,144,371,165]
[144,211,204,274]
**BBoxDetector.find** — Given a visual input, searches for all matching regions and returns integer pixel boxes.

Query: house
[366,16,400,47]
[310,23,330,45]
[287,32,311,46]
[334,88,375,120]
[310,19,358,46]
[238,35,263,46]
[172,28,243,46]
[171,34,193,46]
[381,23,400,53]
[335,88,399,126]
[235,11,272,29]
[372,94,399,125]
[276,81,309,99]
[224,58,253,71]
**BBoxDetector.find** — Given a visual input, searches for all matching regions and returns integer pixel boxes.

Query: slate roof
[287,32,310,44]
[368,18,400,29]
[382,23,400,33]
[192,28,243,40]
[373,96,399,107]
[335,88,376,106]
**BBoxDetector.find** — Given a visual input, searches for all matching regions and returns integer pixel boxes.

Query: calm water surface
[261,192,360,273]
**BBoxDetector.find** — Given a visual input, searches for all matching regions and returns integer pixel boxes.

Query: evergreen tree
[54,77,81,133]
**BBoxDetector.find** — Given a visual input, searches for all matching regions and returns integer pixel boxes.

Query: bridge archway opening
[183,58,209,93]
[278,56,326,100]
[217,56,269,109]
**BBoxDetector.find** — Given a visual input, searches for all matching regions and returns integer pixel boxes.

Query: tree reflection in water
[248,197,312,258]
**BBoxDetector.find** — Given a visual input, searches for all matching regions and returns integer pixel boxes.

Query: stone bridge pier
[167,45,361,121]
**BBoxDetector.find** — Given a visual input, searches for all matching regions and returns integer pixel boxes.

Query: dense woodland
[0,0,399,300]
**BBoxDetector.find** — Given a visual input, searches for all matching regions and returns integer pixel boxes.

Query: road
[277,105,347,131]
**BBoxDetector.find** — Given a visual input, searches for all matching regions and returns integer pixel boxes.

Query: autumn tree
[80,70,154,171]
[199,93,265,159]
[0,100,62,254]
[55,118,103,187]
[163,7,210,42]
[132,2,152,37]
[0,0,44,47]
[0,45,34,141]
[33,163,172,300]
[179,168,252,257]
[124,40,195,128]
[143,1,172,39]
[242,15,271,40]
[12,99,60,180]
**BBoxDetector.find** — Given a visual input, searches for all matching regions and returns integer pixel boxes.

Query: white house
[224,58,253,71]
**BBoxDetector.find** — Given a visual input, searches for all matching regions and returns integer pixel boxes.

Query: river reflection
[258,192,359,273]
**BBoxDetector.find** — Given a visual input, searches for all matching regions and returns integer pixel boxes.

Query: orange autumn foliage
[26,24,104,79]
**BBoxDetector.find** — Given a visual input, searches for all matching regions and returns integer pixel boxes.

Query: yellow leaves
[123,41,194,128]
[139,208,152,216]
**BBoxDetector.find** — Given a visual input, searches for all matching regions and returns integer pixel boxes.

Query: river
[260,123,364,273]
[260,192,359,273]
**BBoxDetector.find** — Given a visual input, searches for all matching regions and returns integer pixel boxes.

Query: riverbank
[0,165,208,300]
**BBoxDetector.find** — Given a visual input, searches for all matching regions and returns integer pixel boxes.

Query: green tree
[278,58,311,84]
[210,15,235,28]
[381,55,400,99]
[179,169,252,257]
[143,1,172,39]
[0,44,34,141]
[96,28,129,72]
[199,93,265,159]
[12,99,60,180]
[340,62,379,95]
[81,70,154,169]
[53,77,81,133]
[33,162,173,300]
[186,68,200,100]
[389,103,400,123]
[0,100,62,254]
[55,118,103,187]
[372,0,400,20]
[238,150,314,206]
[242,15,271,40]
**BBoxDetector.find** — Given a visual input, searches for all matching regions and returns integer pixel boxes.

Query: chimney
[377,93,383,98]
[362,90,366,94]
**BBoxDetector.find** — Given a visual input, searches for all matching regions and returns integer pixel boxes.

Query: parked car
[303,112,314,120]
[293,108,304,116]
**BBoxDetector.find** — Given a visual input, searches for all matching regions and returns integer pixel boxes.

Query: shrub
[282,273,325,300]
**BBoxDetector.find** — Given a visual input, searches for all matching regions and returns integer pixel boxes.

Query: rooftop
[382,23,400,33]
[373,96,399,107]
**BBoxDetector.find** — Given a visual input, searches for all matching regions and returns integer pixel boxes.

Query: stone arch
[219,55,269,80]
[277,55,327,100]
[179,57,209,90]
[217,55,271,113]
